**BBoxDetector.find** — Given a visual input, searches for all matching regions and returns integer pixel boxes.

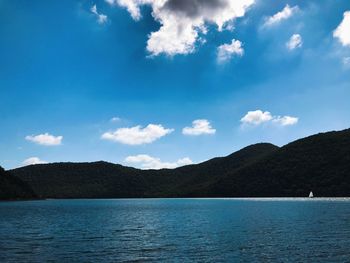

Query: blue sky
[1,0,350,169]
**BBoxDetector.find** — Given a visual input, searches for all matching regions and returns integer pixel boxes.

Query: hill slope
[203,129,350,197]
[8,128,350,198]
[0,166,37,200]
[10,143,278,198]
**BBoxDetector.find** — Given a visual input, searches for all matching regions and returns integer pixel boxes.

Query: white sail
[309,191,314,198]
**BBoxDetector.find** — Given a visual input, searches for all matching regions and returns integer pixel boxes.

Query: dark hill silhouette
[7,128,350,198]
[0,166,37,200]
[203,129,350,197]
[10,143,278,198]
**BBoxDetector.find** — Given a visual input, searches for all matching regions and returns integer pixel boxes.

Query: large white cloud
[107,0,255,56]
[101,124,173,145]
[217,39,244,63]
[22,157,47,166]
[25,133,63,146]
[182,119,216,135]
[263,4,299,27]
[333,11,350,47]
[241,110,298,126]
[125,154,193,169]
[286,34,302,50]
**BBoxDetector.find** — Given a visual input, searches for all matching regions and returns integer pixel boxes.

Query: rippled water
[1,198,350,262]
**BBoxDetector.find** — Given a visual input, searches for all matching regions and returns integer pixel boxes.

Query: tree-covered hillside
[8,128,350,198]
[0,166,37,200]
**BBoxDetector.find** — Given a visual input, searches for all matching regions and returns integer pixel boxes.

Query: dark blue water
[1,198,350,262]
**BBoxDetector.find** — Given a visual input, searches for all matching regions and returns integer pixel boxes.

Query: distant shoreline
[2,197,350,202]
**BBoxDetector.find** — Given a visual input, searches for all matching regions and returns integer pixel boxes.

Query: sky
[0,0,350,170]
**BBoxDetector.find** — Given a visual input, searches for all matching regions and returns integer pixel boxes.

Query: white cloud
[101,124,173,145]
[263,4,299,27]
[110,117,121,122]
[241,110,298,126]
[125,154,193,169]
[182,119,216,136]
[106,0,145,20]
[241,110,273,125]
[333,11,350,47]
[217,39,244,63]
[272,116,298,126]
[108,0,254,56]
[25,133,63,146]
[22,157,47,166]
[91,4,108,24]
[286,34,302,50]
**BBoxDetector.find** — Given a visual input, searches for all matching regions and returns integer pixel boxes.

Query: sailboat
[308,191,314,198]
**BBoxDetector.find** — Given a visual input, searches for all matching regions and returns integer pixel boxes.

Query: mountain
[0,166,37,200]
[7,128,350,198]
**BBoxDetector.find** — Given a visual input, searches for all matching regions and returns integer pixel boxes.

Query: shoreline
[2,197,350,202]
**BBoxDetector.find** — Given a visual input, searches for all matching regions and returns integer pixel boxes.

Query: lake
[1,198,350,262]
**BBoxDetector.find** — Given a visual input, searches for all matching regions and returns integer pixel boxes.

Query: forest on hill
[0,166,36,200]
[2,128,350,199]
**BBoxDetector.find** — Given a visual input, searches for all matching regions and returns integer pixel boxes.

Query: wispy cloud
[286,34,303,50]
[272,116,299,126]
[125,154,193,169]
[110,117,121,123]
[343,57,350,68]
[91,4,108,24]
[101,124,173,145]
[263,4,299,27]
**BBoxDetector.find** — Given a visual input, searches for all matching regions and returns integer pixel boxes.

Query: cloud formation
[241,110,273,125]
[241,110,298,126]
[182,119,216,135]
[25,133,63,146]
[91,4,108,24]
[263,4,299,27]
[217,39,244,63]
[108,0,254,56]
[23,157,47,166]
[101,124,173,145]
[286,34,302,50]
[125,154,193,169]
[333,11,350,47]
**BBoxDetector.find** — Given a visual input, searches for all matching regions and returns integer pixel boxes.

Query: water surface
[1,198,349,262]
